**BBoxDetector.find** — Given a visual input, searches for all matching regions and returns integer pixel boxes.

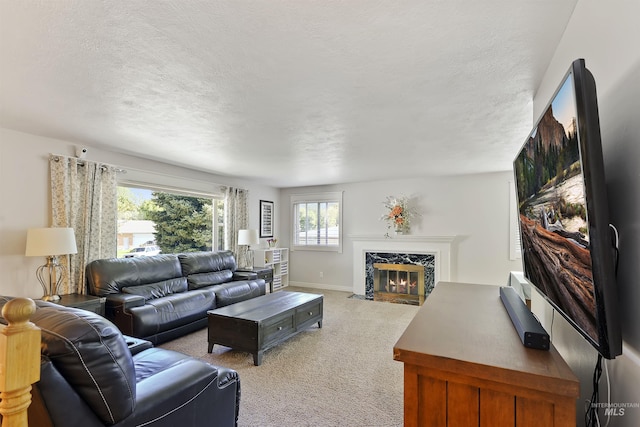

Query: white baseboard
[288,281,353,293]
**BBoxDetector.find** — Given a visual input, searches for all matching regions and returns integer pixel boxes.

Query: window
[291,192,343,252]
[117,184,224,257]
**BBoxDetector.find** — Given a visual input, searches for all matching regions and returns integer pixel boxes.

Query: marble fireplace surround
[350,234,456,296]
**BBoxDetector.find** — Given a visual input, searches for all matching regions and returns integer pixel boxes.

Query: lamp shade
[25,227,78,256]
[238,229,259,246]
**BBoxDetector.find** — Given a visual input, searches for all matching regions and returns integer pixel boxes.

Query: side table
[235,267,274,293]
[56,293,106,315]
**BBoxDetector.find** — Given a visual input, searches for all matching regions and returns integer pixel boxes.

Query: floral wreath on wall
[381,195,419,235]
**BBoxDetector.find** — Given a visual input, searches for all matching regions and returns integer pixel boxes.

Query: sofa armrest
[122,334,153,355]
[105,293,145,311]
[233,271,258,280]
[102,294,145,337]
[104,294,144,320]
[133,351,240,427]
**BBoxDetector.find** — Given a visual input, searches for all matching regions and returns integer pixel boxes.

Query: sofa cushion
[31,302,136,425]
[186,270,233,289]
[122,277,188,301]
[127,289,216,337]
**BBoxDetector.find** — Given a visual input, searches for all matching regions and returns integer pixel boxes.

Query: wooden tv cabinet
[394,282,579,427]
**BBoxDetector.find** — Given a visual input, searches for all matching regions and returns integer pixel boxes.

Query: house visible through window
[292,192,343,252]
[117,185,224,257]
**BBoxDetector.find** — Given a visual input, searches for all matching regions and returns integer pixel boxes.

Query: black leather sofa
[86,250,266,344]
[0,298,240,427]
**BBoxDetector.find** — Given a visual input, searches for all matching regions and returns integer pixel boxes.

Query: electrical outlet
[319,271,324,279]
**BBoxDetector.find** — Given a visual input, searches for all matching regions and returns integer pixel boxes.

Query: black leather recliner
[0,298,240,427]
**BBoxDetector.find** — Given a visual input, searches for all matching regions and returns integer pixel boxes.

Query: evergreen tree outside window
[117,185,224,257]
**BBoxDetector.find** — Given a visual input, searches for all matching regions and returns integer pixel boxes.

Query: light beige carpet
[158,287,420,427]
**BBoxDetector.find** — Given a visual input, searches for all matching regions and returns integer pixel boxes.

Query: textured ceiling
[0,1,578,187]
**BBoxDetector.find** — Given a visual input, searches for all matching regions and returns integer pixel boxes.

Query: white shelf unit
[254,248,289,291]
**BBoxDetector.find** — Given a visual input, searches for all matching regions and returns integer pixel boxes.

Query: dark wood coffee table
[207,291,323,365]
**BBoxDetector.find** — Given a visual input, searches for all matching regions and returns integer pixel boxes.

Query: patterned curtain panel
[50,155,117,295]
[223,187,249,262]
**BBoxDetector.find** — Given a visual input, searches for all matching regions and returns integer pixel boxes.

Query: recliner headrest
[32,302,136,425]
[178,250,237,276]
[86,254,183,295]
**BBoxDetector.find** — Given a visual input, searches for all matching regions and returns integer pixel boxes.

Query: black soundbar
[500,286,550,351]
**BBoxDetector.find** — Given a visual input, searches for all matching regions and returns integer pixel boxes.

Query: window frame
[117,181,225,254]
[290,191,343,253]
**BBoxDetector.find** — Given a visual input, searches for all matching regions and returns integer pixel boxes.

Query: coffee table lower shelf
[207,291,323,366]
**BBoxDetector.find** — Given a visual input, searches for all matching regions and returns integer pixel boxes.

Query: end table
[235,267,274,293]
[56,293,106,315]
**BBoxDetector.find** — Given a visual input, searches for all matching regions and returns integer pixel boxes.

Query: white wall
[531,1,640,425]
[0,127,279,298]
[279,172,522,292]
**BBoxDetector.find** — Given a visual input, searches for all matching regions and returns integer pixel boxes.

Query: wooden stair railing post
[0,298,41,427]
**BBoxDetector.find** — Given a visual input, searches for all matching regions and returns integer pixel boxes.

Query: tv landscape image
[514,72,597,342]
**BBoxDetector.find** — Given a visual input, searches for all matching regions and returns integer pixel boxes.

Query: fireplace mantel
[349,234,456,243]
[350,234,456,296]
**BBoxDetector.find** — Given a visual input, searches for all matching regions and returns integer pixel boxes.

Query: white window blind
[291,191,343,253]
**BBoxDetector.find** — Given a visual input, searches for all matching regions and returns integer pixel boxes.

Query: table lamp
[25,227,78,301]
[238,229,259,269]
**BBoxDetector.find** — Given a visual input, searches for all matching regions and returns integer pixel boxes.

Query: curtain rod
[50,155,126,173]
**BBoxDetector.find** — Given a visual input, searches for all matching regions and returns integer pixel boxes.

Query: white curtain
[50,155,118,295]
[223,187,249,262]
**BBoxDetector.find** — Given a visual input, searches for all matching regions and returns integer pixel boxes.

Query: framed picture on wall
[260,200,274,238]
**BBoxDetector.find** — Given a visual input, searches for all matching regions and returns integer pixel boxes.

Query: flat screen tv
[513,58,622,359]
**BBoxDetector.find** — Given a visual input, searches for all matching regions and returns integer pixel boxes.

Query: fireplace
[366,252,434,305]
[350,234,455,302]
[374,263,425,305]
